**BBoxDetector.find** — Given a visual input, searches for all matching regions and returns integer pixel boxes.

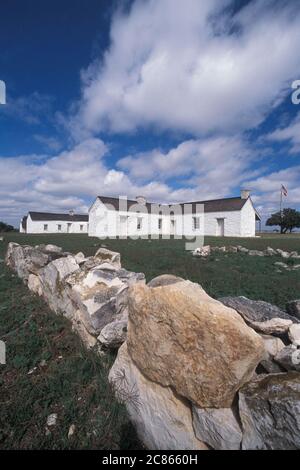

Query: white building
[88,190,261,239]
[20,211,89,234]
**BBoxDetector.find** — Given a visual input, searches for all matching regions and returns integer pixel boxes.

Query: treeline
[0,221,16,232]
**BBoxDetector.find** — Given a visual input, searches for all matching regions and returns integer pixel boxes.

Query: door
[67,223,72,233]
[216,218,225,237]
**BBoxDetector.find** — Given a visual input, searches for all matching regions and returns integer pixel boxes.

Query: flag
[281,185,288,197]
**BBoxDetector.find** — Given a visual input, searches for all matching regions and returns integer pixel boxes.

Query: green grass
[0,232,300,449]
[0,235,140,450]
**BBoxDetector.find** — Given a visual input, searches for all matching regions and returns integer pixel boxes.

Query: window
[57,224,62,232]
[158,218,162,230]
[43,224,48,231]
[80,225,84,232]
[137,217,143,230]
[193,217,200,230]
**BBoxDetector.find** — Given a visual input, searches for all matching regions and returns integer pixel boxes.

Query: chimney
[69,209,75,216]
[136,196,146,205]
[241,189,251,200]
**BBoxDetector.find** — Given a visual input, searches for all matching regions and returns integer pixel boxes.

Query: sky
[1,0,300,227]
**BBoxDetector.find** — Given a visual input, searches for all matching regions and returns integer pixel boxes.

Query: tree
[0,221,15,232]
[266,208,300,234]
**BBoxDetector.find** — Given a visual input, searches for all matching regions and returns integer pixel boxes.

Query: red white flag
[281,184,288,196]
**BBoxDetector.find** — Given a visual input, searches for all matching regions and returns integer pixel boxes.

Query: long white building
[20,211,89,234]
[88,190,261,239]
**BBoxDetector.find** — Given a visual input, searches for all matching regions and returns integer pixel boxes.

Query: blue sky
[0,0,300,226]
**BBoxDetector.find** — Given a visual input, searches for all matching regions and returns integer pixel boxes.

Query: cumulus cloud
[266,113,300,153]
[69,0,300,137]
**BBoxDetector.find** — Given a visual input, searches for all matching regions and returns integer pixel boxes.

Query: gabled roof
[28,212,88,222]
[95,195,255,214]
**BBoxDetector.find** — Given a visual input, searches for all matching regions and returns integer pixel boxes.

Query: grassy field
[0,232,300,449]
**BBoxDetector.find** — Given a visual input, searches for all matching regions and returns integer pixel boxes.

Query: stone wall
[5,243,300,450]
[5,242,145,349]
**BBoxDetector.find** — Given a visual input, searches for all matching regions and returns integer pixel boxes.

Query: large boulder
[127,281,264,408]
[109,343,208,450]
[288,324,300,346]
[192,406,242,450]
[219,296,299,333]
[239,372,300,450]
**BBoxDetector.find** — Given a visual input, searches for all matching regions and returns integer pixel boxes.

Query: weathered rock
[226,246,238,253]
[94,248,121,268]
[97,311,128,349]
[46,413,58,427]
[286,300,300,320]
[5,242,58,281]
[109,343,207,450]
[265,247,277,256]
[261,334,285,357]
[274,261,288,269]
[74,252,86,264]
[251,318,293,335]
[274,345,300,371]
[28,274,42,296]
[44,244,63,253]
[38,255,80,317]
[219,297,299,330]
[239,372,300,450]
[193,245,210,257]
[192,406,242,450]
[147,274,184,288]
[277,249,290,259]
[66,266,145,337]
[127,281,264,408]
[248,250,264,257]
[288,324,300,346]
[237,246,249,253]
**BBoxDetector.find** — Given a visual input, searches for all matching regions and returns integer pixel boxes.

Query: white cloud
[69,0,300,137]
[267,113,300,153]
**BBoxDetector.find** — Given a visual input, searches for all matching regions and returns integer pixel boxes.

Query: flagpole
[280,187,283,219]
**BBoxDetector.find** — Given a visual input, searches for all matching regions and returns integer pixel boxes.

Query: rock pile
[5,243,300,450]
[109,277,300,450]
[193,244,300,262]
[5,242,145,348]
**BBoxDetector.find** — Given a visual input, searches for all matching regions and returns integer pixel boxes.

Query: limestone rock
[251,318,293,335]
[127,281,264,408]
[274,346,300,372]
[237,246,249,253]
[109,343,207,450]
[265,247,277,256]
[248,250,264,257]
[38,255,80,317]
[286,300,300,320]
[239,372,300,450]
[288,324,300,346]
[226,246,238,253]
[261,334,285,357]
[147,274,184,288]
[44,244,63,253]
[192,406,242,450]
[94,248,121,268]
[277,249,290,259]
[5,242,57,281]
[98,311,128,349]
[193,245,210,257]
[66,266,145,337]
[219,296,299,330]
[28,274,42,296]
